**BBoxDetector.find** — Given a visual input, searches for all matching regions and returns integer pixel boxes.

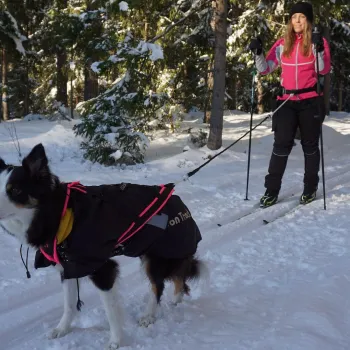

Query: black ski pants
[265,96,325,193]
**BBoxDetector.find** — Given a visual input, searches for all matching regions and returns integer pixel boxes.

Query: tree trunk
[84,0,100,101]
[204,2,216,123]
[2,47,9,121]
[84,63,99,101]
[56,0,68,106]
[24,58,30,115]
[207,0,227,150]
[56,50,68,106]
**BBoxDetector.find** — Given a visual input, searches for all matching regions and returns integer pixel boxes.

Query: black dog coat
[35,183,202,279]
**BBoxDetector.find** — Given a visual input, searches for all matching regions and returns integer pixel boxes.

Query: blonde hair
[282,19,312,58]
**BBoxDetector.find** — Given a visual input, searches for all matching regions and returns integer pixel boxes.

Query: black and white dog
[0,143,206,349]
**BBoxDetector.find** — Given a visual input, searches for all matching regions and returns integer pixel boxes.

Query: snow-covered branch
[150,0,210,43]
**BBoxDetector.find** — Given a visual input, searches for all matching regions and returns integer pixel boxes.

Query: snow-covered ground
[1,110,350,350]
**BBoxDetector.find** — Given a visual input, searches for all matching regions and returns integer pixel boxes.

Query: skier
[249,1,331,207]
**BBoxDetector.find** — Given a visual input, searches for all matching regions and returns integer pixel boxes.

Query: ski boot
[260,190,278,208]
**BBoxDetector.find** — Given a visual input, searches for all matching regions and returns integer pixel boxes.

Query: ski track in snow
[0,115,350,349]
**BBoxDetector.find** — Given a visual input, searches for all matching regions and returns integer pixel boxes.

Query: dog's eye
[12,188,22,196]
[7,185,21,196]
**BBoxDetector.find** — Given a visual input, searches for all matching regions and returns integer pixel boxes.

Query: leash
[175,115,270,184]
[175,95,294,185]
[20,244,31,278]
[184,117,270,180]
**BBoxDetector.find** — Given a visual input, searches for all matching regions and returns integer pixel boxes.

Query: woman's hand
[249,37,263,55]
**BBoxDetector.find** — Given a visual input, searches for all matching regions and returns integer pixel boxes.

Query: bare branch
[4,122,22,162]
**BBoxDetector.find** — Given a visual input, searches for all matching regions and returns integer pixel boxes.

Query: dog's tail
[184,256,210,295]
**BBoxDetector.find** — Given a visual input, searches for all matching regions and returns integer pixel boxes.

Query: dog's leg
[139,257,165,327]
[90,260,122,350]
[139,282,162,327]
[98,283,123,350]
[172,256,205,305]
[49,274,77,339]
[172,278,186,305]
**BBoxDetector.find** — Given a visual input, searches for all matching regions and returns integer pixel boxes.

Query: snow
[1,110,350,349]
[132,41,163,61]
[8,34,26,55]
[104,132,117,145]
[109,55,125,63]
[147,43,164,61]
[91,61,102,74]
[118,1,129,11]
[5,11,27,55]
[332,19,350,36]
[110,150,123,161]
[23,114,44,121]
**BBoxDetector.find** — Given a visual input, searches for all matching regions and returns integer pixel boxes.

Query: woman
[249,1,331,207]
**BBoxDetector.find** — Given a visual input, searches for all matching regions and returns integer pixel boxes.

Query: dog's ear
[22,143,49,176]
[0,158,6,170]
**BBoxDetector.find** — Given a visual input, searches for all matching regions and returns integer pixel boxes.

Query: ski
[217,203,261,227]
[262,202,310,225]
[216,192,297,228]
[216,167,350,229]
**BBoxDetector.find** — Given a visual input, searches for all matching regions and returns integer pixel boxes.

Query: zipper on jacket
[296,40,300,100]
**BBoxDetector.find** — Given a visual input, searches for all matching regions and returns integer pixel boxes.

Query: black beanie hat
[290,1,314,23]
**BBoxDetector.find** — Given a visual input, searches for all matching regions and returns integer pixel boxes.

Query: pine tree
[73,2,167,165]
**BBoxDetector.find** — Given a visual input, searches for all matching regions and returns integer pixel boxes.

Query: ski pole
[245,56,257,200]
[313,27,326,210]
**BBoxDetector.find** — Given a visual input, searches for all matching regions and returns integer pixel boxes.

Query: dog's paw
[138,315,156,327]
[172,293,184,306]
[48,327,71,339]
[106,341,120,350]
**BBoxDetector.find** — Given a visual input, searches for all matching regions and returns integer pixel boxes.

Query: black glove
[249,37,263,55]
[312,28,324,52]
[315,40,324,52]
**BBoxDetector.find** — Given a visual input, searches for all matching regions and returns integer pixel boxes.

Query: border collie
[0,143,206,349]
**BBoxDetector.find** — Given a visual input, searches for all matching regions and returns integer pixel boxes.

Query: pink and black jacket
[255,34,331,101]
